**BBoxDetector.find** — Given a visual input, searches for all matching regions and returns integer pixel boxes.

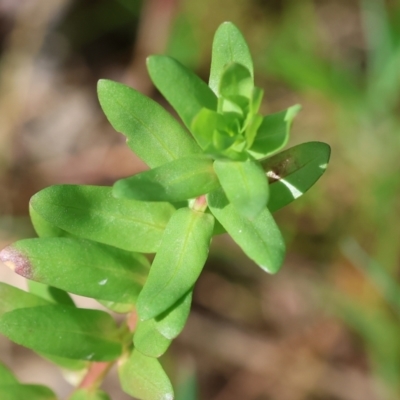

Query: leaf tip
[0,246,33,279]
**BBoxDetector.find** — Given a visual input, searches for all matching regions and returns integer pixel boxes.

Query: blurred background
[0,0,400,399]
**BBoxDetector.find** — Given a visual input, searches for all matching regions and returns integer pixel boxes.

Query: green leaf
[260,141,331,212]
[119,349,174,400]
[134,319,172,358]
[39,353,87,371]
[0,362,18,385]
[97,79,200,168]
[97,300,134,314]
[1,238,149,304]
[0,282,49,317]
[207,188,285,274]
[0,384,56,400]
[113,155,220,202]
[209,22,254,95]
[0,305,122,361]
[219,62,253,100]
[214,158,269,219]
[69,389,111,400]
[137,208,214,320]
[249,105,301,159]
[28,281,75,307]
[30,205,69,238]
[155,290,192,339]
[147,55,217,129]
[30,185,175,253]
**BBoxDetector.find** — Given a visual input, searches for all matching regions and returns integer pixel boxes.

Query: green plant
[0,22,330,400]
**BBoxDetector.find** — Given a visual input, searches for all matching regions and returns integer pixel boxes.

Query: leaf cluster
[0,22,330,399]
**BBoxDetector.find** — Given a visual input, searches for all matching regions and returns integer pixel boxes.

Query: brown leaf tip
[0,246,33,279]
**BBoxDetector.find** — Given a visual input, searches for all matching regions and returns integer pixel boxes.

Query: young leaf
[0,362,18,385]
[113,155,220,202]
[260,141,331,212]
[219,62,253,100]
[69,389,111,400]
[0,282,49,317]
[249,104,301,159]
[134,319,172,358]
[214,158,269,219]
[119,349,174,400]
[207,188,285,274]
[30,185,175,253]
[209,22,254,95]
[97,79,200,168]
[137,208,214,321]
[27,281,75,307]
[97,300,134,314]
[147,55,217,129]
[0,305,122,361]
[0,384,56,400]
[0,238,148,304]
[155,290,192,339]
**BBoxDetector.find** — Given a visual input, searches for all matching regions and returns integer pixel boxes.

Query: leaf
[113,155,220,202]
[1,238,149,304]
[119,349,174,400]
[97,79,200,168]
[0,282,49,317]
[249,105,301,159]
[209,22,254,95]
[30,205,69,238]
[219,62,253,100]
[30,185,175,253]
[69,389,111,400]
[39,353,87,371]
[97,300,134,314]
[155,290,192,339]
[134,319,172,358]
[214,158,269,219]
[0,384,56,400]
[260,141,331,212]
[27,281,75,307]
[207,188,285,274]
[0,362,18,385]
[147,55,217,129]
[137,208,214,320]
[0,305,122,361]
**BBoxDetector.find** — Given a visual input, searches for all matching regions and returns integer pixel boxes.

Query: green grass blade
[113,155,220,202]
[97,79,200,168]
[147,55,217,129]
[207,188,285,274]
[137,208,214,320]
[209,22,254,95]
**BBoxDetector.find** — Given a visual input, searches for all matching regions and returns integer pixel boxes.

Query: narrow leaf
[207,188,285,274]
[147,55,217,129]
[137,208,214,320]
[0,362,18,385]
[0,282,49,317]
[30,185,175,253]
[0,305,122,361]
[1,238,149,304]
[214,158,269,219]
[260,141,331,212]
[27,281,75,307]
[249,104,301,159]
[97,79,200,168]
[209,22,254,95]
[113,155,220,202]
[219,62,253,100]
[0,384,56,400]
[119,349,174,400]
[134,319,172,358]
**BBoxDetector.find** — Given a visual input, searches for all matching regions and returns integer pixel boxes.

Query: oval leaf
[0,384,56,400]
[113,155,220,202]
[97,79,200,168]
[119,349,174,400]
[30,185,175,253]
[137,208,214,321]
[0,305,122,361]
[209,22,254,95]
[147,55,217,129]
[214,158,269,219]
[260,141,331,212]
[1,238,149,304]
[207,188,285,274]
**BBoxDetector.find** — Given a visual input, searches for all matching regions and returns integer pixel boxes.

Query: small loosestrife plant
[0,23,330,400]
